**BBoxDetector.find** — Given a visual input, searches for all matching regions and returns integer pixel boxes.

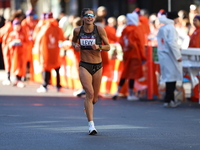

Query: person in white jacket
[157,12,183,107]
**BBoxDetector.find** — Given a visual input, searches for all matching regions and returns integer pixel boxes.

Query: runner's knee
[86,90,94,100]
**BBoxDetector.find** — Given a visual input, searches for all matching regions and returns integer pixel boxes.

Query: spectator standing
[157,12,183,107]
[188,15,200,48]
[36,12,65,93]
[97,6,107,19]
[188,4,199,36]
[133,8,150,46]
[63,15,76,40]
[103,17,117,94]
[112,13,146,101]
[116,15,126,42]
[148,13,160,46]
[58,11,68,26]
[1,10,25,85]
[21,8,38,80]
[104,17,117,44]
[32,13,47,41]
[188,15,200,102]
[6,19,28,87]
[175,10,190,49]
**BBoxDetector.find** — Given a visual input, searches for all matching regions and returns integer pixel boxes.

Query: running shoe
[12,80,18,86]
[163,100,180,108]
[169,101,178,107]
[163,102,169,107]
[2,79,11,85]
[174,99,181,106]
[17,81,25,88]
[37,86,47,93]
[73,89,86,97]
[112,93,118,100]
[127,95,139,101]
[57,86,63,92]
[88,126,97,135]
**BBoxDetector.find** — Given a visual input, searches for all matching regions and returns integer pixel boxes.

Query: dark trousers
[0,43,4,69]
[119,78,135,89]
[164,81,176,103]
[42,67,61,88]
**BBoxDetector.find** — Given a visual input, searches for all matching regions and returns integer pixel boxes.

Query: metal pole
[168,0,171,12]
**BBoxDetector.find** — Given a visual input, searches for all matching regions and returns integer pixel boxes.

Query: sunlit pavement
[0,70,200,150]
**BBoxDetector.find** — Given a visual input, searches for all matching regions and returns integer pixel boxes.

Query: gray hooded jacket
[157,15,183,82]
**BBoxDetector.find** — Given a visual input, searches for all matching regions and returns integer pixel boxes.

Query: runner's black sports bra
[78,25,102,50]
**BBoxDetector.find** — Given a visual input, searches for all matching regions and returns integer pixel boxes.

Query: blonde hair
[117,15,126,24]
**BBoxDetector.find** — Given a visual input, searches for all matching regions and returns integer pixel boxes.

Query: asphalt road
[0,71,200,150]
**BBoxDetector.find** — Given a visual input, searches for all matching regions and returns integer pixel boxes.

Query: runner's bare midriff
[80,50,102,63]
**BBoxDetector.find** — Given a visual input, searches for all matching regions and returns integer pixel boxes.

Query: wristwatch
[99,45,102,50]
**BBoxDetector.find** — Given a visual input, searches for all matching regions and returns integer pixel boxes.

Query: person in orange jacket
[104,17,117,44]
[112,12,146,101]
[36,12,65,93]
[103,17,117,94]
[1,10,25,85]
[32,13,47,62]
[21,8,38,80]
[188,15,200,102]
[133,8,150,46]
[6,19,28,87]
[32,13,47,41]
[189,15,200,48]
[1,21,13,85]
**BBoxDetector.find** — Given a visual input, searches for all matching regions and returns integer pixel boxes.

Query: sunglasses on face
[83,13,95,18]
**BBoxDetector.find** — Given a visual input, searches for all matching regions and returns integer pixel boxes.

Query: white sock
[88,121,94,127]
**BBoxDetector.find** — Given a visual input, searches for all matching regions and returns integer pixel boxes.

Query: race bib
[80,38,95,46]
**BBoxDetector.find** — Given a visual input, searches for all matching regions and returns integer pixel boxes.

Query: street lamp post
[168,0,171,12]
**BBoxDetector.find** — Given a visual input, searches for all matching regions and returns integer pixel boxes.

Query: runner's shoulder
[74,26,81,33]
[96,25,104,31]
[96,25,105,34]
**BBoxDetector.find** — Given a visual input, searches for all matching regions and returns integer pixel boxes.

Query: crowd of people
[0,5,200,102]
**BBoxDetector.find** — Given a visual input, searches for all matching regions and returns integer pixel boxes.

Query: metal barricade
[181,48,200,104]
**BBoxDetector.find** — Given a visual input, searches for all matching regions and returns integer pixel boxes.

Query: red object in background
[0,0,11,8]
[147,46,153,99]
[191,84,199,102]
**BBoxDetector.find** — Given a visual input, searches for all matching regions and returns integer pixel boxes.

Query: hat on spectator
[157,9,166,18]
[126,12,138,26]
[133,8,141,16]
[45,12,53,19]
[167,11,179,20]
[26,9,35,16]
[12,19,21,25]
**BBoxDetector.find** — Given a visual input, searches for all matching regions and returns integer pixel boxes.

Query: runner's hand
[74,43,81,51]
[92,44,101,51]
